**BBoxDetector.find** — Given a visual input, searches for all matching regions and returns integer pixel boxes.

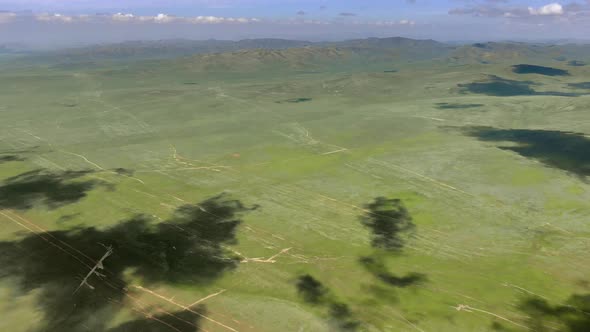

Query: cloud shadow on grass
[296,274,328,304]
[458,75,581,97]
[0,155,24,164]
[295,274,361,331]
[0,169,107,210]
[568,60,586,67]
[512,64,570,76]
[360,197,415,252]
[275,98,312,104]
[107,307,206,332]
[568,82,590,90]
[435,103,484,110]
[359,256,426,288]
[0,194,255,332]
[462,126,590,177]
[519,293,590,332]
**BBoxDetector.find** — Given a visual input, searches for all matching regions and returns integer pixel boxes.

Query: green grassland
[1,44,590,332]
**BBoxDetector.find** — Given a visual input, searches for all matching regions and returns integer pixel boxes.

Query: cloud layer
[0,11,416,27]
[450,1,590,19]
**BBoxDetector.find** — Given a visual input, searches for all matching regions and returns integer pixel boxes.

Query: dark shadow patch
[568,82,590,90]
[490,321,510,331]
[0,169,105,210]
[56,213,82,225]
[0,146,43,155]
[108,307,205,332]
[360,197,415,251]
[463,126,590,177]
[276,98,312,104]
[435,103,484,110]
[568,60,586,67]
[359,256,426,287]
[113,168,135,176]
[183,82,198,85]
[383,70,398,73]
[519,294,590,332]
[295,274,361,331]
[512,64,569,76]
[62,103,78,108]
[458,75,580,97]
[296,274,328,304]
[458,76,536,96]
[0,155,24,164]
[554,56,567,62]
[329,302,361,331]
[0,194,254,332]
[472,43,489,49]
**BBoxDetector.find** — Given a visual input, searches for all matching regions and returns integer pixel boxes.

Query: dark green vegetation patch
[463,127,590,177]
[512,64,569,76]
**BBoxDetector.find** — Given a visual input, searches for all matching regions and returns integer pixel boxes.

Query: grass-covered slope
[0,41,589,332]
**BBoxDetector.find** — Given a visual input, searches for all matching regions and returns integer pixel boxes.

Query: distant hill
[180,47,352,72]
[449,42,590,64]
[20,37,450,65]
[10,37,590,72]
[34,38,313,62]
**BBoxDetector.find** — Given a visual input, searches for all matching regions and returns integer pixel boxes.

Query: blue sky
[1,1,589,47]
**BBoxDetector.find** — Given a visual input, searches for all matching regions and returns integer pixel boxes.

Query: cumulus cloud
[399,19,415,25]
[371,19,415,26]
[528,3,564,15]
[0,11,16,24]
[186,16,259,24]
[35,13,74,22]
[153,13,176,23]
[14,12,262,24]
[0,11,418,28]
[111,13,134,21]
[450,1,571,18]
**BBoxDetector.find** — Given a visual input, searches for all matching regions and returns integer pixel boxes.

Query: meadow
[0,42,589,331]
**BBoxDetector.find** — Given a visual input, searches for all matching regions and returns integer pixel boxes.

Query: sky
[1,0,590,47]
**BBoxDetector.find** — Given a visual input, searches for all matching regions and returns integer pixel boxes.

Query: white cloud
[399,19,415,25]
[0,12,16,24]
[112,13,134,21]
[35,13,74,22]
[372,19,415,26]
[153,13,176,23]
[104,13,260,24]
[184,15,259,24]
[528,3,564,16]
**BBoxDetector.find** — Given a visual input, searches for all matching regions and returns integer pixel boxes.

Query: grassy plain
[1,50,590,332]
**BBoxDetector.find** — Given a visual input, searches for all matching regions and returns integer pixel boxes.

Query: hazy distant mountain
[12,37,590,71]
[449,42,590,64]
[21,37,448,63]
[0,43,32,54]
[27,38,313,62]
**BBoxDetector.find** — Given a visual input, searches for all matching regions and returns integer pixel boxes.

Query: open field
[1,43,590,331]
